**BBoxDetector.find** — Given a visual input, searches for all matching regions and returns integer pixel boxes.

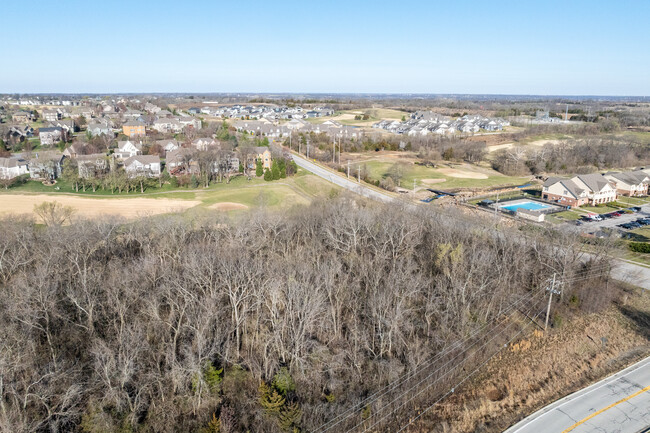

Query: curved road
[504,356,650,433]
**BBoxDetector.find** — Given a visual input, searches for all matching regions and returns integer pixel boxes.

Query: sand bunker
[0,194,200,219]
[421,178,447,185]
[487,142,514,152]
[529,139,562,147]
[437,168,489,179]
[208,202,249,211]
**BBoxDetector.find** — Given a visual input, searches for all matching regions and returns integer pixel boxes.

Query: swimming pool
[501,201,551,212]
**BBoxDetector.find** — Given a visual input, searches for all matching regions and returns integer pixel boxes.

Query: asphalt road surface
[504,356,650,433]
[291,154,395,203]
[293,156,650,290]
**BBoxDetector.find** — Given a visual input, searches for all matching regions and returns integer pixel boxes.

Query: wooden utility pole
[347,160,350,178]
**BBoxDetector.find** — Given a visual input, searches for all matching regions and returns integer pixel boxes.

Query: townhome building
[603,171,650,196]
[542,173,617,207]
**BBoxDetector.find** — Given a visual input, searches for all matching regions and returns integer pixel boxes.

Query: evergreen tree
[263,168,273,181]
[256,159,263,177]
[271,161,281,180]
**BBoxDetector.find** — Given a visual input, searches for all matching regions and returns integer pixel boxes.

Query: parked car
[611,212,622,217]
[575,220,583,226]
[628,222,642,228]
[601,213,613,219]
[632,206,642,212]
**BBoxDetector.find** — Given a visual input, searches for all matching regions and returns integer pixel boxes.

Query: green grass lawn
[614,196,650,206]
[516,133,574,145]
[362,160,530,190]
[547,210,584,223]
[3,172,338,215]
[292,173,340,197]
[618,131,650,145]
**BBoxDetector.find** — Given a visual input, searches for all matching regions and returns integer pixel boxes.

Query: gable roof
[544,177,583,198]
[573,173,611,193]
[124,155,160,166]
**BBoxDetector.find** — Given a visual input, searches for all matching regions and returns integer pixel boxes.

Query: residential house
[188,107,201,115]
[42,109,59,122]
[122,120,146,138]
[0,157,29,179]
[63,142,87,158]
[87,122,114,137]
[156,138,180,154]
[192,137,217,150]
[166,148,195,173]
[123,108,143,119]
[77,154,109,178]
[5,125,34,142]
[39,127,65,146]
[12,111,33,123]
[28,152,65,180]
[48,119,77,133]
[604,171,649,197]
[114,140,142,159]
[254,146,272,170]
[144,102,161,114]
[124,155,161,178]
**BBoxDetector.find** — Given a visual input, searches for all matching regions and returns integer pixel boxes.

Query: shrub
[629,242,650,253]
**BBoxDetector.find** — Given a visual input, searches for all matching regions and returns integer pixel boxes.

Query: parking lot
[574,204,650,233]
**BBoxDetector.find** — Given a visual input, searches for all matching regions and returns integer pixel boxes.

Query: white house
[114,140,142,159]
[124,155,161,178]
[0,157,29,179]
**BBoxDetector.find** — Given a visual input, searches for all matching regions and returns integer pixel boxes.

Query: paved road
[291,154,396,203]
[294,155,650,290]
[504,356,650,433]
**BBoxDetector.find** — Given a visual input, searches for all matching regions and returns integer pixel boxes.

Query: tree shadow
[618,305,650,340]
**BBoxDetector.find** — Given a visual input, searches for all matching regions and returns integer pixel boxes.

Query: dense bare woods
[0,199,610,432]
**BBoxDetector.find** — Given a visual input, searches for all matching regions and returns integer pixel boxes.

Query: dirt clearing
[0,194,200,219]
[208,202,249,211]
[437,168,489,179]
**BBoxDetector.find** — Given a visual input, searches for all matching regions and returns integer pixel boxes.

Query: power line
[395,306,547,433]
[349,296,545,433]
[389,270,613,432]
[356,299,543,433]
[314,289,543,433]
[317,267,613,433]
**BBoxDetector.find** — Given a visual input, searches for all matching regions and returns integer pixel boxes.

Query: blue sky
[1,0,648,95]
